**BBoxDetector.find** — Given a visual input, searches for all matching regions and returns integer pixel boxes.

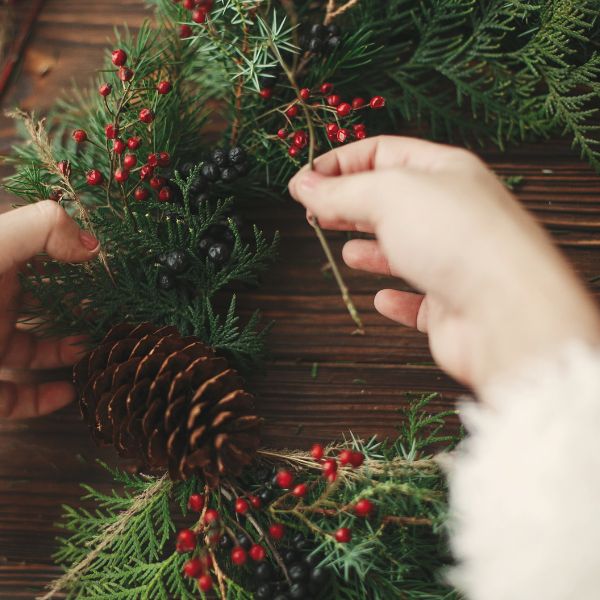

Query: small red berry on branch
[269,523,285,540]
[370,95,386,109]
[336,102,352,117]
[99,83,112,97]
[158,186,172,202]
[139,108,155,124]
[147,153,159,167]
[187,494,205,512]
[338,449,352,466]
[118,66,134,82]
[320,82,333,94]
[292,130,308,148]
[337,128,351,143]
[180,24,193,38]
[105,124,118,139]
[276,469,294,489]
[183,0,195,8]
[111,48,127,66]
[150,176,166,190]
[354,498,374,518]
[334,527,352,543]
[293,483,308,498]
[72,129,87,143]
[113,139,126,154]
[134,186,149,202]
[277,128,288,140]
[198,574,213,592]
[349,451,365,468]
[326,94,341,107]
[183,558,204,578]
[139,164,154,180]
[288,146,300,158]
[231,546,247,566]
[249,544,266,562]
[299,87,311,101]
[156,81,172,94]
[259,88,273,100]
[192,8,207,23]
[127,136,142,150]
[176,528,197,553]
[158,152,170,167]
[123,154,137,169]
[323,458,337,475]
[114,168,130,183]
[203,508,219,525]
[235,498,250,515]
[352,97,366,109]
[86,169,103,186]
[285,105,299,118]
[249,495,261,509]
[311,443,324,461]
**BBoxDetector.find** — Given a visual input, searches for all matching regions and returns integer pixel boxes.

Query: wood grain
[0,1,599,597]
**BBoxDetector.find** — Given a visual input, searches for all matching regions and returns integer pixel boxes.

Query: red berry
[72,129,87,143]
[292,130,308,148]
[349,451,365,468]
[334,527,352,543]
[176,529,197,553]
[147,153,159,167]
[355,129,367,140]
[299,87,311,101]
[259,88,273,100]
[158,151,170,167]
[134,186,149,201]
[139,164,154,180]
[183,0,195,8]
[127,136,142,150]
[311,443,325,461]
[118,66,134,82]
[353,123,366,132]
[105,124,118,139]
[326,472,338,483]
[326,94,341,107]
[111,48,127,66]
[187,494,205,512]
[123,154,137,169]
[352,97,366,109]
[293,483,308,498]
[139,108,155,123]
[325,124,339,136]
[192,8,207,23]
[183,558,204,578]
[277,128,288,140]
[276,469,294,489]
[320,82,333,94]
[336,128,351,143]
[354,498,374,518]
[113,139,126,154]
[99,83,112,97]
[323,458,338,475]
[249,544,266,562]
[159,186,172,202]
[235,498,250,515]
[249,495,262,509]
[114,167,130,183]
[180,24,193,38]
[370,95,386,109]
[86,169,103,186]
[336,102,352,117]
[198,575,213,592]
[288,145,300,158]
[285,105,299,118]
[338,449,352,466]
[269,523,285,540]
[231,546,247,566]
[203,508,219,525]
[150,175,166,190]
[157,81,172,94]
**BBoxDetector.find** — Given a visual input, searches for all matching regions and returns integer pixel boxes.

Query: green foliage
[49,396,460,600]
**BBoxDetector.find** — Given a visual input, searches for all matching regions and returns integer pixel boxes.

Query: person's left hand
[0,201,100,419]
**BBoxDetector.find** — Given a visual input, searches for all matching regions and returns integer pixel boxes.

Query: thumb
[0,201,100,272]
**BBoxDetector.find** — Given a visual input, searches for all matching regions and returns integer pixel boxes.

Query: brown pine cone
[73,323,261,486]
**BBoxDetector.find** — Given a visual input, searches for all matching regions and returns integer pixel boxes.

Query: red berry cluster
[310,443,365,483]
[271,81,386,158]
[174,0,213,37]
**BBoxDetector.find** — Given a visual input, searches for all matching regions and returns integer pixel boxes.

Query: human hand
[289,136,600,390]
[0,201,100,418]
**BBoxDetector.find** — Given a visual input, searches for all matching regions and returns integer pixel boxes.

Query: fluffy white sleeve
[447,344,600,600]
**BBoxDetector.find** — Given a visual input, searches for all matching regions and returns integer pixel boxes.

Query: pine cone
[73,323,261,486]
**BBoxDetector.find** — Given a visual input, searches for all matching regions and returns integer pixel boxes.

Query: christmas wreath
[4,1,600,598]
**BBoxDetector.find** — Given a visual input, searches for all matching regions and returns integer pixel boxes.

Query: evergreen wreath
[3,0,599,598]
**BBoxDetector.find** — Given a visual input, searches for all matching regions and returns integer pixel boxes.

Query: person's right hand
[289,136,600,391]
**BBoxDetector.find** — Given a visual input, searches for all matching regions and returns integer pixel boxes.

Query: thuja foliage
[45,396,459,600]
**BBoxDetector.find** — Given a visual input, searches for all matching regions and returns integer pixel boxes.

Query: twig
[382,515,433,527]
[324,0,361,26]
[38,474,171,600]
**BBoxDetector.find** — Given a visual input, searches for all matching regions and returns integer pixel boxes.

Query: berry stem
[267,35,365,334]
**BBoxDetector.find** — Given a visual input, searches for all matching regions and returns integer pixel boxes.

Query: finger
[308,211,375,233]
[290,135,458,185]
[342,239,391,275]
[0,201,100,272]
[0,332,88,369]
[374,289,428,332]
[0,380,75,419]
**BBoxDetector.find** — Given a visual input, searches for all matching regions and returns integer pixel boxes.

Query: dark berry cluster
[300,23,342,55]
[156,249,189,291]
[200,146,250,184]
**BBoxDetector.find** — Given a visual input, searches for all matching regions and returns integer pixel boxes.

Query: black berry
[308,38,323,53]
[289,583,308,599]
[179,162,195,177]
[255,562,273,582]
[310,24,328,39]
[288,563,308,582]
[327,23,341,36]
[189,175,208,195]
[189,192,209,214]
[201,162,220,182]
[207,242,231,266]
[164,250,189,274]
[282,550,298,565]
[219,535,232,550]
[327,36,341,51]
[212,148,229,167]
[310,566,328,584]
[228,146,247,165]
[157,271,176,291]
[237,534,252,551]
[258,488,273,504]
[165,181,183,204]
[255,584,272,600]
[220,166,238,182]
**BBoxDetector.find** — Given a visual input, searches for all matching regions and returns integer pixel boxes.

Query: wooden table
[1,1,599,597]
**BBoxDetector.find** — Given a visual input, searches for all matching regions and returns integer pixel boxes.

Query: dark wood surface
[1,1,599,597]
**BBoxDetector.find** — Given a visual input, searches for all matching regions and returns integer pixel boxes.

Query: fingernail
[79,230,100,251]
[297,170,323,191]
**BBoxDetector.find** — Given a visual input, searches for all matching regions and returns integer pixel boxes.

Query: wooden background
[0,1,599,597]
